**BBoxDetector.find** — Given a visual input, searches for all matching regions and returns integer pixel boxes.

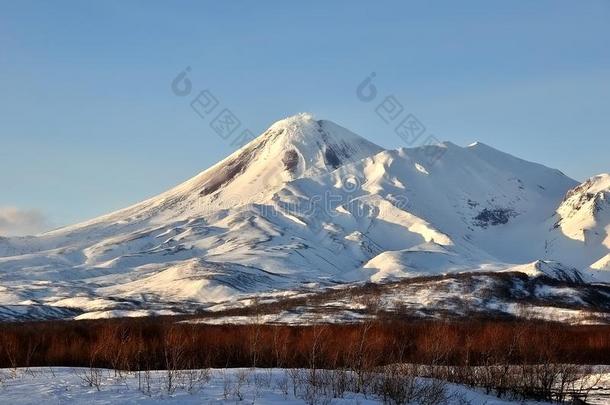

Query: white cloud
[0,206,50,237]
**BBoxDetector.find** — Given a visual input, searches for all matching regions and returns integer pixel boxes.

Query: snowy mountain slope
[554,174,610,245]
[264,139,586,286]
[546,173,610,281]
[295,141,578,265]
[0,113,608,320]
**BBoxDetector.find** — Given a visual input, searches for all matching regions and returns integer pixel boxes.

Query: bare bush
[162,326,186,394]
[77,366,103,391]
[233,369,249,401]
[372,364,419,405]
[276,371,290,398]
[138,368,152,396]
[183,367,211,394]
[221,370,233,400]
[288,368,302,397]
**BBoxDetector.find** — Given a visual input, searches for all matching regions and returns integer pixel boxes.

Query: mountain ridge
[0,113,608,321]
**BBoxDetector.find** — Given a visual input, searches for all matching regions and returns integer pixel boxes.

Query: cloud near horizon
[0,206,50,237]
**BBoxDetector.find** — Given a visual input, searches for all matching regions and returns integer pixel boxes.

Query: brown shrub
[0,317,608,370]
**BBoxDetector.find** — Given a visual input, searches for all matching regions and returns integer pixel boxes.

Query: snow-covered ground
[3,367,606,404]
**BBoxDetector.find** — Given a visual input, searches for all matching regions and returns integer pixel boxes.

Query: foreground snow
[2,367,599,405]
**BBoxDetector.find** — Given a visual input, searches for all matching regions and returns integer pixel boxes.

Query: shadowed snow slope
[0,113,608,320]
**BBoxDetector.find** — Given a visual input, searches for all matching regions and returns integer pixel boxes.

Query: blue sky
[1,0,609,232]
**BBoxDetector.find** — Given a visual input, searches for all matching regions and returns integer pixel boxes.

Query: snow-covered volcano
[0,113,608,320]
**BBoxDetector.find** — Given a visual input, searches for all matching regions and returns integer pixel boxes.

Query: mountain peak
[152,114,384,211]
[268,112,318,131]
[466,141,502,152]
[554,173,610,249]
[263,114,382,174]
[262,112,324,146]
[588,173,610,192]
[263,113,379,151]
[563,174,610,202]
